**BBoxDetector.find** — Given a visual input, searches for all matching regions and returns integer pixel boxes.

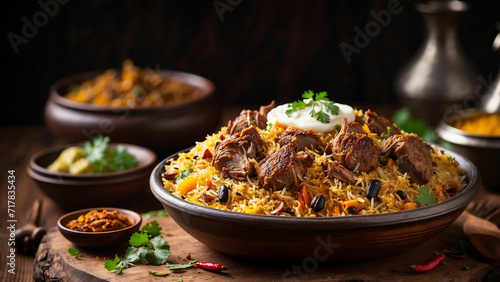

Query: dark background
[1,0,499,125]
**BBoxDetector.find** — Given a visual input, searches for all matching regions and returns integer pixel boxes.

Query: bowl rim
[437,109,500,148]
[29,142,157,179]
[149,144,480,229]
[57,207,142,235]
[49,69,215,113]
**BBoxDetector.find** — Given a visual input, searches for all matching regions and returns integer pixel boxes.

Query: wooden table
[1,104,499,281]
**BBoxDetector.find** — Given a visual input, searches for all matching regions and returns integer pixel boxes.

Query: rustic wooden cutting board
[34,213,500,281]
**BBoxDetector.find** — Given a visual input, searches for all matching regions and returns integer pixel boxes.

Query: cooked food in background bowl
[28,140,156,210]
[150,91,480,262]
[44,60,221,154]
[58,208,141,249]
[436,110,500,190]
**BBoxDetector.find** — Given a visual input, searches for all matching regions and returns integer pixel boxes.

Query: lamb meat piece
[258,144,314,191]
[327,118,379,172]
[212,127,266,180]
[381,133,432,184]
[278,127,324,153]
[364,109,400,136]
[324,160,357,184]
[227,101,276,135]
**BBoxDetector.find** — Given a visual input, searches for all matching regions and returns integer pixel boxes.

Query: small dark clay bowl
[150,146,480,262]
[57,208,141,249]
[44,69,221,154]
[436,109,500,191]
[28,143,156,210]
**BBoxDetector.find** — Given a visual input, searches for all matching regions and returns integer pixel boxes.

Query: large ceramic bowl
[44,69,221,154]
[57,208,142,249]
[28,143,156,210]
[150,147,480,262]
[436,109,500,191]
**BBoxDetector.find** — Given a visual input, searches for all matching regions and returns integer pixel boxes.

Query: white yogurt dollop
[267,100,355,132]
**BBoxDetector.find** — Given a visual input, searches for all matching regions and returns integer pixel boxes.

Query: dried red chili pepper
[409,253,446,272]
[195,261,227,271]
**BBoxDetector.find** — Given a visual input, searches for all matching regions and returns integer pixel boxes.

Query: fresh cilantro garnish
[286,90,340,124]
[125,233,171,265]
[108,145,138,171]
[141,210,168,219]
[166,260,197,270]
[104,254,131,274]
[68,248,80,259]
[82,136,138,173]
[148,271,168,277]
[141,220,162,237]
[129,232,150,247]
[83,136,109,165]
[447,156,456,163]
[415,187,436,206]
[176,165,193,183]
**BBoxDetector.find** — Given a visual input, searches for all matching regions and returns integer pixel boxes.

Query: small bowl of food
[28,136,157,210]
[57,208,141,249]
[44,60,221,154]
[436,110,500,190]
[150,92,480,262]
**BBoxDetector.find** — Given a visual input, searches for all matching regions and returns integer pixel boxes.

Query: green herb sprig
[104,220,171,275]
[286,90,339,124]
[82,136,138,173]
[68,248,80,259]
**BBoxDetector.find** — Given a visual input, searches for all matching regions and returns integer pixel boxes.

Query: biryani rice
[162,110,466,217]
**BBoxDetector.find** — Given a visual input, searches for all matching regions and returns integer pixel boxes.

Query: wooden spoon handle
[27,198,42,226]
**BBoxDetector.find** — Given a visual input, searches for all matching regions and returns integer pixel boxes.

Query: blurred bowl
[28,143,156,210]
[44,69,221,154]
[436,109,500,191]
[57,208,141,249]
[150,146,479,262]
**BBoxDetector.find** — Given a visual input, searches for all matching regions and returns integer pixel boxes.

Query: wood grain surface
[34,213,500,281]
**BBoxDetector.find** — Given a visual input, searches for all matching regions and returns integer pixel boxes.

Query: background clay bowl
[436,109,500,191]
[150,146,480,262]
[44,69,221,155]
[57,207,141,249]
[28,143,156,211]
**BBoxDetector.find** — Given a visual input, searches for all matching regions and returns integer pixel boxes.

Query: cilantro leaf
[148,236,171,265]
[286,90,339,124]
[141,210,168,219]
[148,271,168,277]
[68,248,80,259]
[166,260,197,270]
[302,90,314,99]
[415,187,436,206]
[110,145,138,172]
[83,136,109,164]
[141,220,162,237]
[125,233,171,266]
[104,254,130,274]
[315,91,328,101]
[82,136,138,173]
[176,165,193,183]
[324,102,340,116]
[129,232,150,247]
